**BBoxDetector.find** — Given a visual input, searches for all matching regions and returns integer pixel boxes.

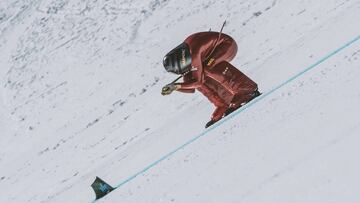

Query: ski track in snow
[0,0,360,202]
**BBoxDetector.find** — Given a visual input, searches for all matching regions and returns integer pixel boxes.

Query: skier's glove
[161,84,179,95]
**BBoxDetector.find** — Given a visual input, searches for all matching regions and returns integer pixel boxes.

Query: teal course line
[92,33,360,202]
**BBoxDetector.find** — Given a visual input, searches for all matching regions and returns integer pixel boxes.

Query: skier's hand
[161,84,179,95]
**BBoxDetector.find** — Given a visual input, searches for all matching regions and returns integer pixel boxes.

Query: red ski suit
[175,32,258,120]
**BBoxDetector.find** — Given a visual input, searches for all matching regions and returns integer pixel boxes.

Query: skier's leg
[224,89,261,116]
[203,38,239,120]
[231,85,260,107]
[198,85,228,121]
[206,37,260,117]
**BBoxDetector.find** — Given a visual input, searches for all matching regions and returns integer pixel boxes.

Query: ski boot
[205,105,228,128]
[224,90,261,116]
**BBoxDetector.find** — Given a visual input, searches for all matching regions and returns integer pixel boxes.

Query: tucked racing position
[162,29,260,128]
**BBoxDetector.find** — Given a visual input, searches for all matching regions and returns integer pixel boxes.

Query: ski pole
[169,75,183,84]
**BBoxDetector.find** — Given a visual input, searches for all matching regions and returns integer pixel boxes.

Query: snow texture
[0,0,360,202]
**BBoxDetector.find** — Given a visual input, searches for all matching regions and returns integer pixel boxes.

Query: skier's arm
[176,48,204,90]
[177,89,195,93]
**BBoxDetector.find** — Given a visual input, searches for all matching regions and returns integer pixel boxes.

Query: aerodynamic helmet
[163,42,192,75]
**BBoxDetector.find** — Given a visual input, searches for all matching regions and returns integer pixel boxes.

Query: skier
[161,29,260,128]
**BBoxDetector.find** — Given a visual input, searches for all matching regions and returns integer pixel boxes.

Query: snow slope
[0,0,360,202]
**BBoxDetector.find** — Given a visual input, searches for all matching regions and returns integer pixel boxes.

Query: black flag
[91,177,115,200]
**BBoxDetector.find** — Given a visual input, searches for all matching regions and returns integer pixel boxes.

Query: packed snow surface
[1,0,360,202]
